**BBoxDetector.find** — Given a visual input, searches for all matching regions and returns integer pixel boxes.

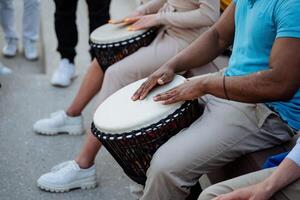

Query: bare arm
[154,37,300,104]
[132,3,235,100]
[213,158,300,200]
[168,3,235,73]
[201,37,300,103]
[264,158,300,196]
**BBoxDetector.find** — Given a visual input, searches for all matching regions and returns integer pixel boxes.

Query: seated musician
[35,0,220,192]
[130,0,300,199]
[198,136,300,200]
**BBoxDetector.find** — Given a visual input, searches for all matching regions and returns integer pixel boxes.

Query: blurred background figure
[50,0,111,87]
[0,60,12,75]
[0,0,40,61]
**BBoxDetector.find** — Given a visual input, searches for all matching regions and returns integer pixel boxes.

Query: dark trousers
[54,0,110,63]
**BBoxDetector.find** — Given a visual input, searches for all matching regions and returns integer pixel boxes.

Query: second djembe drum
[90,24,157,71]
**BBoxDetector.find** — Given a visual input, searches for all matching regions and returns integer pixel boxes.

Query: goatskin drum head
[90,23,146,44]
[93,75,186,133]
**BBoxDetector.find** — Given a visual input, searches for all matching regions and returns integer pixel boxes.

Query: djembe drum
[90,24,157,71]
[91,75,203,185]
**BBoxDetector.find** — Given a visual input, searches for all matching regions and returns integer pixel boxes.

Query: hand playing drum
[132,64,210,104]
[109,11,160,31]
[108,10,143,24]
[132,65,176,101]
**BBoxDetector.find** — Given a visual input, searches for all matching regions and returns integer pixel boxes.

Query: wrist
[163,59,177,73]
[198,74,215,94]
[260,179,278,198]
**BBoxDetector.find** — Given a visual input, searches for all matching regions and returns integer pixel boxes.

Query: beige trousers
[96,29,217,106]
[140,93,294,200]
[199,168,300,200]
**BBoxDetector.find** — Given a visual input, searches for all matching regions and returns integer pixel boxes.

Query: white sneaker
[23,39,39,60]
[33,110,84,135]
[37,160,97,192]
[2,38,18,57]
[51,59,76,87]
[0,62,12,75]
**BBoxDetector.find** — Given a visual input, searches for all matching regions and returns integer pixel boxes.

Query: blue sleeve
[233,0,237,4]
[275,0,300,38]
[286,138,300,166]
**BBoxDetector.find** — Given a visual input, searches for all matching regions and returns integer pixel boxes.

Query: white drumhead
[94,75,186,133]
[90,23,146,44]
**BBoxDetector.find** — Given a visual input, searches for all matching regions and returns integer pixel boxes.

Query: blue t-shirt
[225,0,300,130]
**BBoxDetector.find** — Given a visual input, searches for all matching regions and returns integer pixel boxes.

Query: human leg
[66,59,104,117]
[0,0,18,57]
[34,59,103,135]
[141,95,293,200]
[53,0,78,63]
[50,0,79,86]
[0,0,18,40]
[86,0,110,58]
[23,0,40,41]
[23,0,40,60]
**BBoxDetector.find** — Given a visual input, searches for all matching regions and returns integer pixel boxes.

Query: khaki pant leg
[96,30,185,105]
[199,168,300,200]
[140,95,293,200]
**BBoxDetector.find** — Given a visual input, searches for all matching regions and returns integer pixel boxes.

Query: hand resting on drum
[133,69,212,105]
[153,76,208,104]
[132,65,175,101]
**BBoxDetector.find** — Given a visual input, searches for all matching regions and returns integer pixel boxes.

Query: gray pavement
[0,0,226,199]
[0,1,138,200]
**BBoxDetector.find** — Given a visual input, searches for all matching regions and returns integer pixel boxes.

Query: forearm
[167,28,230,73]
[262,159,300,197]
[201,68,298,103]
[136,0,166,15]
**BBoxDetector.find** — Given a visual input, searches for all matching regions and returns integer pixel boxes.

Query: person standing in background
[50,0,111,87]
[0,0,40,61]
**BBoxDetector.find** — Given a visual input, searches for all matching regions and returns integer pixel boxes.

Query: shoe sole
[51,76,77,88]
[37,177,97,193]
[3,49,18,58]
[3,53,17,58]
[34,126,84,136]
[23,50,39,61]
